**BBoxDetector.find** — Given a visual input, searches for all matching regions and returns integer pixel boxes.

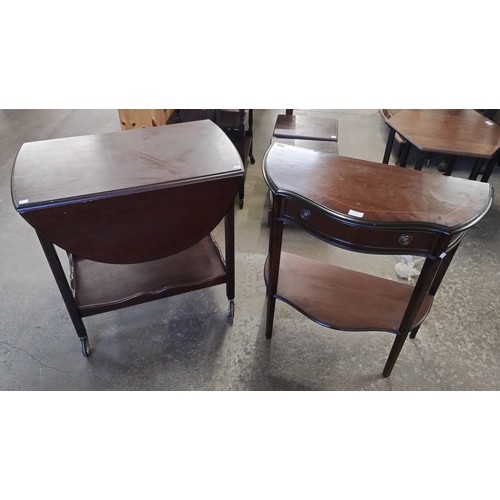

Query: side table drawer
[282,197,439,256]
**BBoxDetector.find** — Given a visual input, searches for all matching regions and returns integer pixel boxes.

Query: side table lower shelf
[70,235,227,316]
[265,252,433,334]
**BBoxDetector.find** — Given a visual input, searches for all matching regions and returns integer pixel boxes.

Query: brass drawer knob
[399,233,413,246]
[300,208,312,221]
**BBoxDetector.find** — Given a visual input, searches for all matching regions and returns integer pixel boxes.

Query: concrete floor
[1,109,499,390]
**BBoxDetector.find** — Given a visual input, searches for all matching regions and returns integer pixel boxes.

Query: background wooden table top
[387,109,500,158]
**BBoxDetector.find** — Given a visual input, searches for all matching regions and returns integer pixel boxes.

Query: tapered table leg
[383,332,410,377]
[265,197,284,339]
[383,128,395,164]
[414,151,429,171]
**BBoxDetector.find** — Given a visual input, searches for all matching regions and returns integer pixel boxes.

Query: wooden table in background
[382,109,500,182]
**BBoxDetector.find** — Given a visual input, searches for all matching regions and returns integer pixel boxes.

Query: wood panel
[265,252,433,333]
[263,143,492,231]
[118,109,175,130]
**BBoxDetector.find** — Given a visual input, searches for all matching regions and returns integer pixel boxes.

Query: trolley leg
[224,201,236,319]
[36,232,90,356]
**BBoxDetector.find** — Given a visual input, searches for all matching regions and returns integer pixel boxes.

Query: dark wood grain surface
[387,109,500,158]
[265,252,433,333]
[72,235,227,315]
[273,114,339,141]
[263,143,493,231]
[12,119,244,209]
[11,119,242,349]
[263,140,494,376]
[13,120,244,263]
[23,177,241,264]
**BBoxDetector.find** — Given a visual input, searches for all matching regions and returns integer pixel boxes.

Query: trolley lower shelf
[71,235,227,316]
[265,252,433,333]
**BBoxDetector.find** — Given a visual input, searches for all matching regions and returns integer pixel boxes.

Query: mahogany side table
[263,143,493,377]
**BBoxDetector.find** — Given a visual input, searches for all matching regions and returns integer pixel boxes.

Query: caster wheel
[80,337,91,358]
[228,300,235,322]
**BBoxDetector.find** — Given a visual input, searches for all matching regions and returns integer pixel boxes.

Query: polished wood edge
[274,132,338,142]
[13,170,244,212]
